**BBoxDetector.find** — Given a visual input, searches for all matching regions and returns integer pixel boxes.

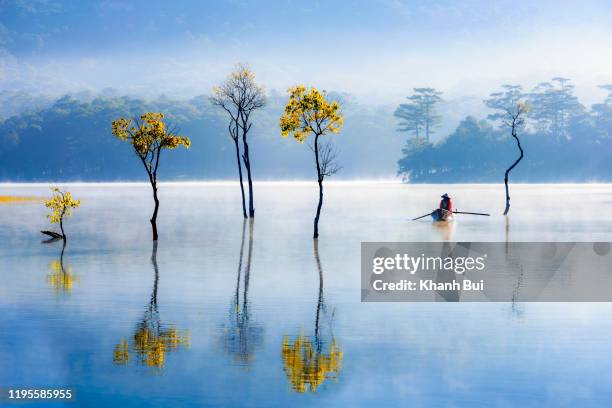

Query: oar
[412,211,433,221]
[453,210,490,216]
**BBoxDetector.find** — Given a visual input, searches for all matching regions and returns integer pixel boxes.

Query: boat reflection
[46,241,79,295]
[281,239,343,393]
[433,219,456,241]
[221,219,263,366]
[113,243,190,369]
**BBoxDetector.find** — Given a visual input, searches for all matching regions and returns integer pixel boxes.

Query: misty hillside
[0,93,400,181]
[2,82,612,183]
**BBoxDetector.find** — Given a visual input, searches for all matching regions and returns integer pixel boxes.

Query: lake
[1,182,612,407]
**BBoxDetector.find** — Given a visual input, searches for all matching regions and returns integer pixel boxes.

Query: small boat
[431,208,454,222]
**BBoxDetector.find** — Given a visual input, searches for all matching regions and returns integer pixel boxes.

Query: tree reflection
[222,219,263,365]
[281,239,343,393]
[113,243,190,369]
[46,241,79,295]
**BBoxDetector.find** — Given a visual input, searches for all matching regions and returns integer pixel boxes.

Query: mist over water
[1,182,612,407]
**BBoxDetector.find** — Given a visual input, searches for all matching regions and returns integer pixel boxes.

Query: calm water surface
[1,182,612,407]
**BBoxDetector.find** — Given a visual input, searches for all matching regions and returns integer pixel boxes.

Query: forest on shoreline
[397,79,612,183]
[1,77,611,183]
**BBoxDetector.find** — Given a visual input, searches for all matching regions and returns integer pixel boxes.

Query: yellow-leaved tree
[111,112,190,241]
[280,86,344,238]
[42,187,81,242]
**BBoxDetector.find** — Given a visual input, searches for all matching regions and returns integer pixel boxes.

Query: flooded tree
[211,64,266,218]
[280,86,344,238]
[111,112,190,241]
[41,187,80,242]
[484,85,528,215]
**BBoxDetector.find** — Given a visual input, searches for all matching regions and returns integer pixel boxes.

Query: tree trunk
[242,136,255,218]
[234,138,247,219]
[313,134,324,239]
[150,241,159,306]
[59,216,66,242]
[244,218,254,306]
[151,182,159,241]
[504,125,524,215]
[313,238,324,347]
[235,219,247,312]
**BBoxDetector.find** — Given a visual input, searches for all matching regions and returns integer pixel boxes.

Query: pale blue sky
[2,0,612,104]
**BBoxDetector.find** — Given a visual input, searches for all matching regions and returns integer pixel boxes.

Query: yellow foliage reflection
[113,243,190,369]
[46,242,78,295]
[282,239,344,393]
[282,335,343,393]
[113,339,129,365]
[116,325,190,368]
[47,259,79,294]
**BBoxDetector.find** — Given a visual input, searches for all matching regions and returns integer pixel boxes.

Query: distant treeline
[2,77,612,182]
[397,79,612,182]
[0,92,398,181]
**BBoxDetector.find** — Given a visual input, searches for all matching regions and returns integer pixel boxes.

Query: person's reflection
[281,239,343,393]
[46,240,79,295]
[222,219,263,365]
[113,243,190,369]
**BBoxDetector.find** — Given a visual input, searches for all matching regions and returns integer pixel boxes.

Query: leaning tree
[280,86,344,238]
[41,187,81,242]
[484,85,528,215]
[112,112,190,241]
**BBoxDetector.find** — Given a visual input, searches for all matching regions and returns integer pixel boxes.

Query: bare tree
[212,64,266,218]
[501,104,527,215]
[211,90,247,218]
[484,85,527,215]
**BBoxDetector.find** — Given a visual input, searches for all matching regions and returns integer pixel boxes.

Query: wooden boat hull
[431,208,454,222]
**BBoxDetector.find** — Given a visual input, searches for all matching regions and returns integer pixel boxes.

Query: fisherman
[439,193,452,212]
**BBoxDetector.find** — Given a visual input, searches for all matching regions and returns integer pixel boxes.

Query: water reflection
[221,219,263,366]
[281,239,343,393]
[113,243,190,369]
[433,220,456,241]
[46,241,79,295]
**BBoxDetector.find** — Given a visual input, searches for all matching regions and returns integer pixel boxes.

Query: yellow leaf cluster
[47,260,78,294]
[111,112,190,157]
[281,335,343,393]
[44,187,80,224]
[113,339,129,365]
[280,86,344,142]
[115,325,190,369]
